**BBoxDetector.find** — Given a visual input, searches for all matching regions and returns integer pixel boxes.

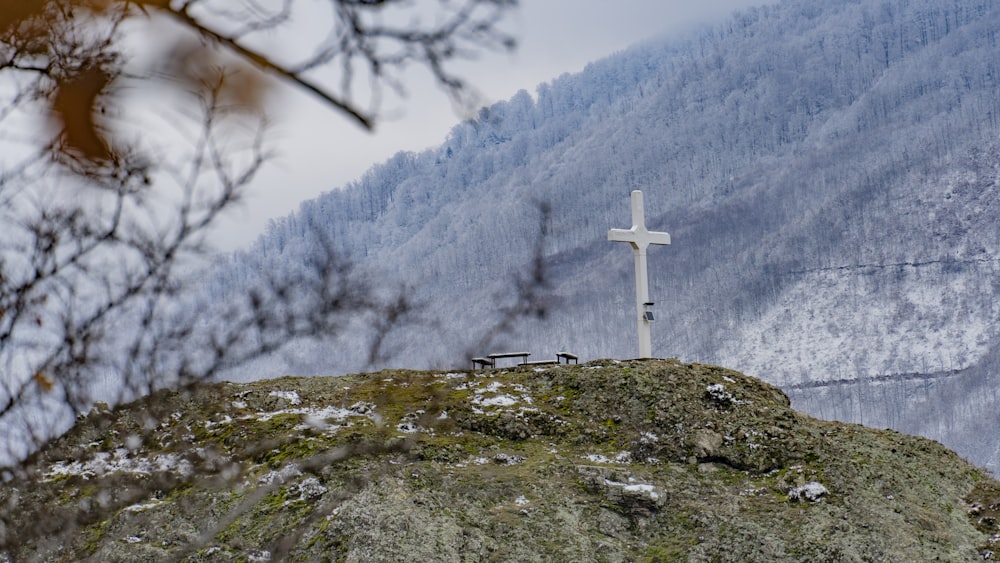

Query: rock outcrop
[3,359,999,561]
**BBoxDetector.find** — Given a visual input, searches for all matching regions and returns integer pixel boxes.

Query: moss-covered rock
[1,359,996,561]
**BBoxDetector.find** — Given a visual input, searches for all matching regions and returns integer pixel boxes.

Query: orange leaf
[51,65,115,163]
[34,372,54,392]
[0,0,46,34]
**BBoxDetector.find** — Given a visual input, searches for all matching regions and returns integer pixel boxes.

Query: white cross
[608,190,671,359]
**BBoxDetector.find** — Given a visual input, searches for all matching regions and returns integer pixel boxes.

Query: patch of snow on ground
[473,394,519,407]
[257,402,378,425]
[623,483,658,497]
[493,453,525,465]
[787,481,829,502]
[395,410,428,431]
[614,451,633,463]
[706,383,736,404]
[257,463,302,486]
[639,431,659,443]
[469,381,533,409]
[288,476,327,502]
[204,415,233,429]
[515,495,529,506]
[396,421,421,433]
[583,452,632,464]
[269,391,301,405]
[43,450,193,481]
[604,479,660,501]
[124,499,166,512]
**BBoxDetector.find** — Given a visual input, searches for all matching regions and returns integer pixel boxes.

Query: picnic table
[469,351,579,370]
[488,352,530,367]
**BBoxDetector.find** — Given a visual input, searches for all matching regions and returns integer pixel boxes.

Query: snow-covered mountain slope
[212,0,1000,471]
[716,147,1000,385]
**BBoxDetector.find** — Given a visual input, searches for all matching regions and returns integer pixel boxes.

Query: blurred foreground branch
[0,0,517,464]
[0,0,528,556]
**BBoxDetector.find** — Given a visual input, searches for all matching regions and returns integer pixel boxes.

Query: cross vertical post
[608,190,671,358]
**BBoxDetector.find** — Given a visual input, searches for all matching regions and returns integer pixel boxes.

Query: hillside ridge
[204,0,1000,473]
[4,360,1000,561]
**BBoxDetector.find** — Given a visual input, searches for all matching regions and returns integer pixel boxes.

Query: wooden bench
[488,352,530,366]
[470,357,494,369]
[522,360,558,366]
[471,352,577,370]
[556,352,578,364]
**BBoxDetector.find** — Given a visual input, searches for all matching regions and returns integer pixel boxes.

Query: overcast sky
[212,0,770,250]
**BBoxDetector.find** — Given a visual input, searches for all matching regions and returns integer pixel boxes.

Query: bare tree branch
[0,1,529,557]
[161,2,375,129]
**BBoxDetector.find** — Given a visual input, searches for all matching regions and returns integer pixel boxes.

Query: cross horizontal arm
[645,231,671,246]
[608,228,638,243]
[608,227,670,248]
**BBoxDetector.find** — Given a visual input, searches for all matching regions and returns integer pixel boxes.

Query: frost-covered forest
[210,0,1000,473]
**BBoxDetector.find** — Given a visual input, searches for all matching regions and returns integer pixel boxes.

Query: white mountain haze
[203,0,1000,475]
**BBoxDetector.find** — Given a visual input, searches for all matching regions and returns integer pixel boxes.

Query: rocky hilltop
[210,0,1000,475]
[3,360,999,561]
